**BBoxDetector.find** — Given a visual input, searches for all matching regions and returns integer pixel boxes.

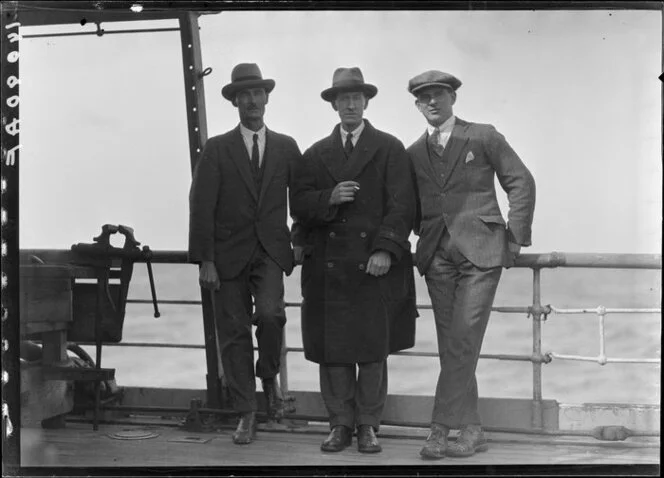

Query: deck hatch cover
[107,429,160,440]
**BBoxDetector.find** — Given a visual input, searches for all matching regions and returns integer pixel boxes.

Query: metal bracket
[95,21,105,37]
[182,398,215,432]
[198,67,212,79]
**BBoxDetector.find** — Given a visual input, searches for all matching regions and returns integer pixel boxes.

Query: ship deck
[20,417,660,471]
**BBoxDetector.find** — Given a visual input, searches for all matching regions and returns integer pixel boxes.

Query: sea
[91,264,661,406]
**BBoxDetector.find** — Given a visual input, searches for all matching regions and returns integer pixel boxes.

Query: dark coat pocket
[478,215,506,227]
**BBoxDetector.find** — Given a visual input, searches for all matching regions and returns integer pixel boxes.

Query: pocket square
[465,151,475,163]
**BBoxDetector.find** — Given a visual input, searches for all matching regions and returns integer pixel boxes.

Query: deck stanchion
[531,268,544,430]
[597,307,607,365]
[178,11,221,408]
[93,275,105,431]
[279,326,289,400]
[178,11,209,173]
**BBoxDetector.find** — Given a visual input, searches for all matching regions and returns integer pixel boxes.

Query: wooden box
[20,265,73,336]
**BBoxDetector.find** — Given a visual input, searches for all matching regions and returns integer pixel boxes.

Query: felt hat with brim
[408,70,462,96]
[221,63,275,101]
[321,67,378,102]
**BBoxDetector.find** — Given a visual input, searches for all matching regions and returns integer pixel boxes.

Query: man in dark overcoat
[291,67,418,454]
[406,70,536,459]
[188,63,302,445]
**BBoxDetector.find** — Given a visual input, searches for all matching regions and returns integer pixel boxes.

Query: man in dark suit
[406,70,536,459]
[188,63,302,445]
[291,67,418,454]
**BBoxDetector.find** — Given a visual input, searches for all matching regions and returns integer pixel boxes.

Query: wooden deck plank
[21,423,660,467]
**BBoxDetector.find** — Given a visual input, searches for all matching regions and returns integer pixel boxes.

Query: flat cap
[408,70,462,96]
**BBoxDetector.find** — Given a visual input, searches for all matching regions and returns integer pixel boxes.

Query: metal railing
[80,251,661,430]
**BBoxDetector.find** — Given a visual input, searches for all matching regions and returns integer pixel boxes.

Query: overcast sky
[18,8,662,254]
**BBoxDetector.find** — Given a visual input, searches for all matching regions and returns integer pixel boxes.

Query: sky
[16,8,662,254]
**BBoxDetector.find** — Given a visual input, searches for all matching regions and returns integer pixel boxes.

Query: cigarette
[354,186,360,191]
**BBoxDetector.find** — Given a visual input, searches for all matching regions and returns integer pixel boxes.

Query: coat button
[327,261,334,268]
[329,232,336,238]
[340,218,347,223]
[358,263,365,271]
[360,232,367,238]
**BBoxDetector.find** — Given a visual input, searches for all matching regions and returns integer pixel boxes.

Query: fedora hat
[321,67,378,102]
[221,63,275,101]
[408,70,462,96]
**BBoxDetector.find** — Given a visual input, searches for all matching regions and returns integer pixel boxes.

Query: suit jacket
[188,125,302,280]
[291,120,418,364]
[407,117,536,273]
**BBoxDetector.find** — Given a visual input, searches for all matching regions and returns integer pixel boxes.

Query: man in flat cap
[406,70,536,459]
[189,63,302,445]
[291,67,418,454]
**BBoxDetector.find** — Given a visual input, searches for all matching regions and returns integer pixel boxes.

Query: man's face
[415,86,456,126]
[333,90,367,131]
[235,87,268,123]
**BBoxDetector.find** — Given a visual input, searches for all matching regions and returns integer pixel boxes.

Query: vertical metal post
[93,276,105,431]
[178,12,221,408]
[597,307,607,365]
[1,3,22,469]
[179,12,209,172]
[531,268,544,429]
[279,326,289,399]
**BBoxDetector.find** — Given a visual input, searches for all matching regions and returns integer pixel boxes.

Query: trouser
[424,230,502,428]
[214,245,286,413]
[319,360,387,431]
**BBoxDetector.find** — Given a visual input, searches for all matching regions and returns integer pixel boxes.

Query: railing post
[279,325,289,399]
[178,12,222,409]
[597,306,608,365]
[531,268,544,429]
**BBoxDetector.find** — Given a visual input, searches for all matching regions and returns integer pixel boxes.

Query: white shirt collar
[239,123,266,141]
[340,120,365,145]
[427,115,456,136]
[239,123,266,165]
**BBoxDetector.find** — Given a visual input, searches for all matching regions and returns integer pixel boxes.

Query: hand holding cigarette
[329,181,360,205]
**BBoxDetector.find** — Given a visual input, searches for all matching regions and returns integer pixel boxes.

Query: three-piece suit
[408,117,536,428]
[188,125,301,413]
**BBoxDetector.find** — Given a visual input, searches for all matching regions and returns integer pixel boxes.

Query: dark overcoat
[188,126,301,279]
[291,120,418,364]
[408,118,536,274]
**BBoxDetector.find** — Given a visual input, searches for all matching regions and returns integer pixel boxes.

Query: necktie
[428,127,444,156]
[251,133,260,176]
[344,132,354,157]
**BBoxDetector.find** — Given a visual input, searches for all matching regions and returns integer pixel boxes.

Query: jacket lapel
[411,131,444,189]
[341,120,379,181]
[227,126,258,201]
[257,129,280,207]
[439,118,470,190]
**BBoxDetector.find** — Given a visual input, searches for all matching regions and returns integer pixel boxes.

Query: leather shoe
[420,423,449,460]
[262,377,285,421]
[232,412,257,445]
[357,424,382,453]
[446,425,488,457]
[320,425,352,452]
